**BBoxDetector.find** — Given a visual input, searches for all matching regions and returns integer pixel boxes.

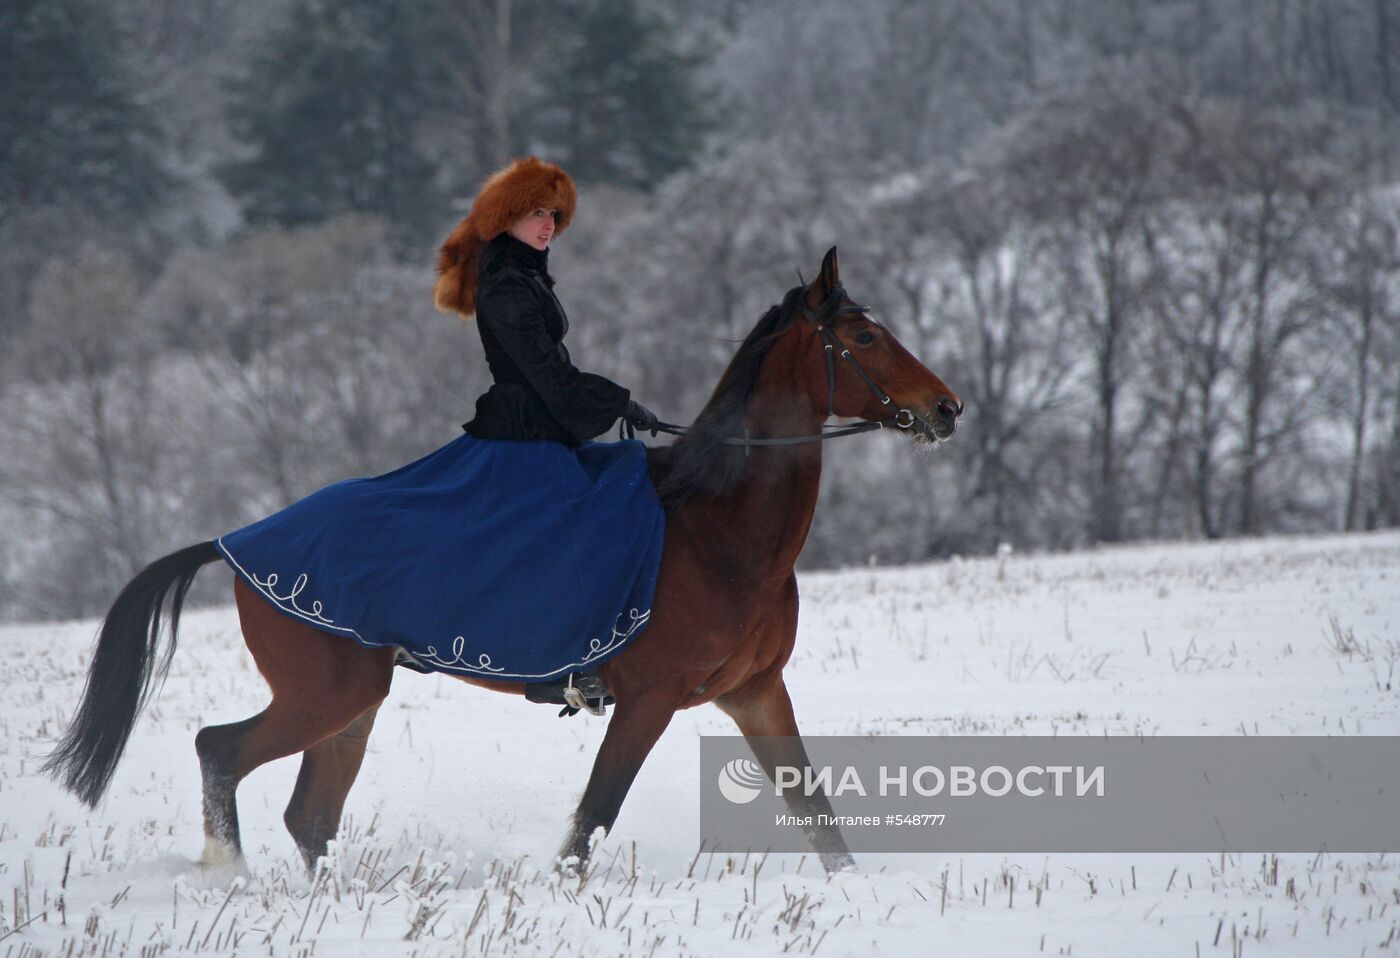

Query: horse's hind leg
[195,578,394,868]
[283,703,381,871]
[195,713,261,868]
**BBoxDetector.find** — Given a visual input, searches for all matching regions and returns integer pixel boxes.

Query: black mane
[652,285,806,508]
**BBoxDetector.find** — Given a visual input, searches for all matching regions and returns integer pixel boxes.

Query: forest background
[3,0,1398,621]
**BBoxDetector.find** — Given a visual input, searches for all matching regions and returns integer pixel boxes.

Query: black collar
[481,233,551,280]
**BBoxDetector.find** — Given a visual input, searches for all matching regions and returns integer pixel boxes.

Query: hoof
[198,838,249,876]
[298,845,334,878]
[819,850,857,873]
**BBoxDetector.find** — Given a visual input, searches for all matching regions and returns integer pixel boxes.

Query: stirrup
[524,672,613,717]
[561,673,609,717]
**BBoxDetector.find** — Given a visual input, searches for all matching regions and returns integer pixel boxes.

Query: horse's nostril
[937,399,960,422]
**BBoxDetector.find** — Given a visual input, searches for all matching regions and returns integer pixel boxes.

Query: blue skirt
[215,434,665,681]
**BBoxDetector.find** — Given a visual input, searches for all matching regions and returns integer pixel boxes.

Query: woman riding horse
[43,157,964,874]
[215,158,666,707]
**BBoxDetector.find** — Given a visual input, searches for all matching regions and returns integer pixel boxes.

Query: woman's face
[507,208,558,251]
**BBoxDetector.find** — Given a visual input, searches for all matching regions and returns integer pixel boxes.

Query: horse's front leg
[716,673,856,872]
[558,687,678,870]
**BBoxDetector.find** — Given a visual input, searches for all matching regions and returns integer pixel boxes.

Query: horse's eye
[854,330,876,346]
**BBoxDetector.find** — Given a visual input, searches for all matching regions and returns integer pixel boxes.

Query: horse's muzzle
[912,397,957,442]
[927,397,962,440]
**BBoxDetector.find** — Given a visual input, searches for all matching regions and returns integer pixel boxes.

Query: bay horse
[44,247,961,874]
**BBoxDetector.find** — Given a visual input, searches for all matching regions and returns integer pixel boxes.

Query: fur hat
[434,157,577,319]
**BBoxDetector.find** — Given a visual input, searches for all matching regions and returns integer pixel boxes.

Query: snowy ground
[1,531,1398,957]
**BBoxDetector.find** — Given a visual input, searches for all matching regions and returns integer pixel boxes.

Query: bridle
[631,283,941,449]
[801,282,925,434]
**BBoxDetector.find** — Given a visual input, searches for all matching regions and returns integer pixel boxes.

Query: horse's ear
[812,246,840,297]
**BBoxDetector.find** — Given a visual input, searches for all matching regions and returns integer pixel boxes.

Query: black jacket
[463,234,630,446]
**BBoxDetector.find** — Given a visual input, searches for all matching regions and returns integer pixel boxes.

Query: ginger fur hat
[434,157,577,319]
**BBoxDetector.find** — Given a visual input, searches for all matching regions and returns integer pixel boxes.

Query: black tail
[42,540,222,807]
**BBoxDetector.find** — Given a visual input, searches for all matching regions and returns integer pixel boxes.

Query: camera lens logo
[717,758,766,805]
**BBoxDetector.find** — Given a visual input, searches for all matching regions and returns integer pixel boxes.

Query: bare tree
[144,222,361,506]
[1003,83,1176,542]
[895,170,1075,547]
[1316,192,1400,529]
[1378,318,1400,527]
[300,239,480,474]
[1142,208,1244,538]
[1190,109,1336,533]
[429,0,514,178]
[1141,106,1259,539]
[0,246,167,614]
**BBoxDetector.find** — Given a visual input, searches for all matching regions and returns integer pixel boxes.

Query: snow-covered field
[2,531,1397,956]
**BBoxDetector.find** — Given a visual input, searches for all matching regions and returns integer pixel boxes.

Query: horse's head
[799,247,962,444]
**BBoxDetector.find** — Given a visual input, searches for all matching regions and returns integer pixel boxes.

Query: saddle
[524,672,613,717]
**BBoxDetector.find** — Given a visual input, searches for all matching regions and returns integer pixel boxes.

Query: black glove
[624,399,660,436]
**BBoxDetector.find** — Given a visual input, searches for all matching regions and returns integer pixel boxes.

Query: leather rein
[626,283,935,449]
